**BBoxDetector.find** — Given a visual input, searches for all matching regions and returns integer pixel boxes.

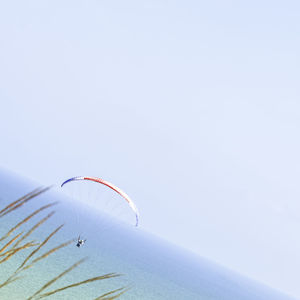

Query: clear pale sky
[0,1,299,298]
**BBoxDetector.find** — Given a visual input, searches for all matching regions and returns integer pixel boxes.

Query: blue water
[0,169,296,299]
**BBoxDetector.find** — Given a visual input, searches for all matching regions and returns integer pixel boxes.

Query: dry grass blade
[0,241,38,264]
[13,211,55,249]
[18,224,64,270]
[0,275,23,289]
[95,286,129,300]
[0,186,53,218]
[0,202,57,242]
[0,248,23,264]
[0,241,39,257]
[106,288,129,300]
[0,188,41,216]
[28,258,87,299]
[0,232,23,254]
[36,273,121,299]
[22,239,73,272]
[0,241,39,288]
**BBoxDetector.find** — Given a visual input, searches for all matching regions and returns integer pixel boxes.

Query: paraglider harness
[76,236,86,247]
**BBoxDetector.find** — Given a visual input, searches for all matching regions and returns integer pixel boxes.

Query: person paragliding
[76,235,86,248]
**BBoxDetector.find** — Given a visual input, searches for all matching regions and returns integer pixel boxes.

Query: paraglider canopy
[61,176,139,226]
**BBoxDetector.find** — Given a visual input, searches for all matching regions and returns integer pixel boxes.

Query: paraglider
[61,176,139,226]
[76,236,86,248]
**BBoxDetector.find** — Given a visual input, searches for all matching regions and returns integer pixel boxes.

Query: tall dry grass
[0,187,128,299]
